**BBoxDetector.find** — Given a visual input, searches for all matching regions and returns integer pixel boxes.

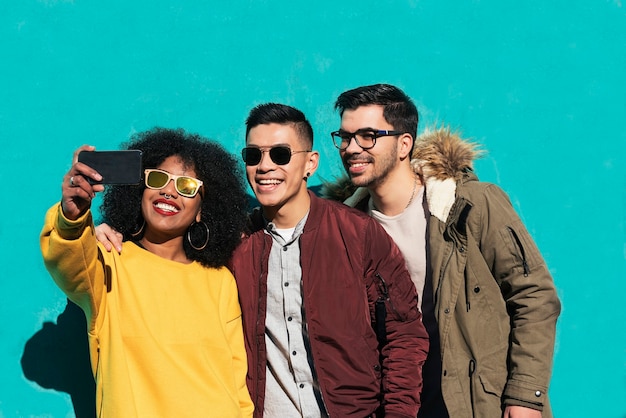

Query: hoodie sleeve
[40,203,106,331]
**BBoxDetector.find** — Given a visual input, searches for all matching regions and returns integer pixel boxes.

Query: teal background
[2,1,625,416]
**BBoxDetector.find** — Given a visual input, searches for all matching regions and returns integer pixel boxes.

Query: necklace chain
[405,176,419,210]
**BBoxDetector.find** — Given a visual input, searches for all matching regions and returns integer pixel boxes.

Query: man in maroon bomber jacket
[230,103,429,418]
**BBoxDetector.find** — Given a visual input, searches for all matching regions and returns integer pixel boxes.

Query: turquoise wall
[2,1,624,416]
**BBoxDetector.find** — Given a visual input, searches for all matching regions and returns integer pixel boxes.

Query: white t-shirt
[369,186,428,310]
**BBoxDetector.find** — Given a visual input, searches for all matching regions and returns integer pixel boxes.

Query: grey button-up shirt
[262,213,328,418]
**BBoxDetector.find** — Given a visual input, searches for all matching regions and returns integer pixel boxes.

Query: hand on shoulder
[95,223,124,253]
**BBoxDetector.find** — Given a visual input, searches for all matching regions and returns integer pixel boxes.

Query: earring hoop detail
[130,219,146,238]
[187,220,210,251]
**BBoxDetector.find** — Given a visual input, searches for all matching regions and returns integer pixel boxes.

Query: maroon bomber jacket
[230,191,429,418]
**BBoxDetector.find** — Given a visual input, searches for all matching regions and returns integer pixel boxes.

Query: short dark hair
[335,84,418,147]
[245,103,314,148]
[101,127,248,268]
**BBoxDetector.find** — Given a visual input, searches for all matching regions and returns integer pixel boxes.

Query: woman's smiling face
[141,155,202,242]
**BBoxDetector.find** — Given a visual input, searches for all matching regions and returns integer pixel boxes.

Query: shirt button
[284,282,289,287]
[299,383,304,388]
[287,317,293,321]
[444,308,450,314]
[535,390,542,397]
[282,246,288,251]
[292,351,297,356]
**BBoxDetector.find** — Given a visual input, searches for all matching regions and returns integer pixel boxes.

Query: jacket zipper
[507,227,530,276]
[436,239,455,308]
[375,273,401,319]
[255,235,271,414]
[374,273,388,345]
[465,272,471,312]
[468,359,476,417]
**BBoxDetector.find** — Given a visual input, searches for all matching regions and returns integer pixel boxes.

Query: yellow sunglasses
[144,169,203,198]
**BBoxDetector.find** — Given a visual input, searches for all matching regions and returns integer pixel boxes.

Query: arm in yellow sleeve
[40,203,107,331]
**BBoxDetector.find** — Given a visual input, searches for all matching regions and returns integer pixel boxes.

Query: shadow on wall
[21,299,96,418]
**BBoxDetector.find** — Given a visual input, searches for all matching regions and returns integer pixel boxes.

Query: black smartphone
[77,150,142,185]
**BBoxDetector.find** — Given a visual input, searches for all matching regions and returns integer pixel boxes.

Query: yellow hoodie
[41,204,253,418]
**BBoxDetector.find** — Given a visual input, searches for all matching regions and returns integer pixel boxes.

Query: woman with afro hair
[41,127,254,417]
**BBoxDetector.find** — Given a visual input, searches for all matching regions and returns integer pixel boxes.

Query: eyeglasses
[241,146,311,166]
[144,169,203,198]
[330,129,406,150]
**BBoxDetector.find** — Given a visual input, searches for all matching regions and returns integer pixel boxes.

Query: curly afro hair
[100,127,248,268]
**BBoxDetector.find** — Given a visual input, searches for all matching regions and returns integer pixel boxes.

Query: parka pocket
[499,220,544,276]
[478,370,506,396]
[468,367,507,417]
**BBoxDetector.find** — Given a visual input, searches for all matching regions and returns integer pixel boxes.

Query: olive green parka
[324,127,561,417]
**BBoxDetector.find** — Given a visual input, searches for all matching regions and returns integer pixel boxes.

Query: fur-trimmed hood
[410,126,482,181]
[322,126,482,222]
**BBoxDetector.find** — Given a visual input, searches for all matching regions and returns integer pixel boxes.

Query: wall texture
[1,1,625,416]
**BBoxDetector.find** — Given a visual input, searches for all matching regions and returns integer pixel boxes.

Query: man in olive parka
[324,83,561,418]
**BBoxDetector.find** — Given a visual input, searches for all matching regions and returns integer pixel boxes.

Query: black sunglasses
[241,146,310,166]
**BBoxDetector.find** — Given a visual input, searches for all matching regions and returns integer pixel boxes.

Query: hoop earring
[186,220,210,251]
[130,219,146,238]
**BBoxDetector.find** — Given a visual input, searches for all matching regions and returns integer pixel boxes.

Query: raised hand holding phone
[63,148,143,220]
[62,145,104,220]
